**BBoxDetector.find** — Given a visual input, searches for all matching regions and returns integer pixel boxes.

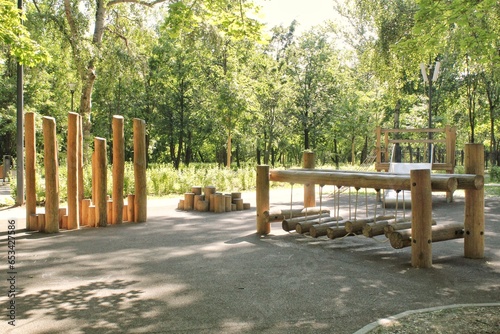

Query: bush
[490,166,500,183]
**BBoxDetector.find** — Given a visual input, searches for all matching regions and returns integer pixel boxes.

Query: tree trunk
[226,130,232,168]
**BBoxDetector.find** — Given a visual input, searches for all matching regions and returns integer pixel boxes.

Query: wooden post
[204,186,216,208]
[81,199,91,226]
[107,200,113,224]
[94,137,107,227]
[133,118,147,222]
[410,169,433,268]
[88,206,96,227]
[214,193,224,213]
[78,115,84,224]
[303,151,315,208]
[256,165,270,235]
[42,117,60,233]
[184,193,195,211]
[464,143,485,259]
[127,194,135,222]
[112,115,125,224]
[25,112,36,231]
[29,214,39,231]
[224,195,232,212]
[67,112,80,230]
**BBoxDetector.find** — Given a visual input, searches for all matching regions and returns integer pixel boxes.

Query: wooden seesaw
[256,145,485,268]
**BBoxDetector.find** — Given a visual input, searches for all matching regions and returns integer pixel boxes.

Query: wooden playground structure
[24,112,148,233]
[256,144,485,268]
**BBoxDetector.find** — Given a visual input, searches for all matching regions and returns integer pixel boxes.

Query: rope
[289,183,294,219]
[365,188,368,217]
[319,184,324,224]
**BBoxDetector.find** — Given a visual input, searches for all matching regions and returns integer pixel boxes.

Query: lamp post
[69,82,76,112]
[420,61,441,163]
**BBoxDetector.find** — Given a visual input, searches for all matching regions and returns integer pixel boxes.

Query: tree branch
[107,0,171,8]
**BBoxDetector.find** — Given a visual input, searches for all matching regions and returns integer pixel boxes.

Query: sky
[254,0,339,33]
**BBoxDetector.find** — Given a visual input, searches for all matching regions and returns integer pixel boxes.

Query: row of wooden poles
[256,144,485,268]
[178,186,250,212]
[24,112,147,233]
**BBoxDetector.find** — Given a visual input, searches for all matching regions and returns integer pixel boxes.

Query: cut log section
[265,207,330,223]
[389,223,465,249]
[296,216,343,234]
[282,213,331,232]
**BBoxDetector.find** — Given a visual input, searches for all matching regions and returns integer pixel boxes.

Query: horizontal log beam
[389,223,464,249]
[269,170,458,192]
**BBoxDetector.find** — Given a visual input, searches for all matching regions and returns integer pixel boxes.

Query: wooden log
[383,218,435,237]
[296,216,342,234]
[269,169,457,193]
[58,208,67,228]
[127,194,135,222]
[94,137,107,227]
[112,115,125,224]
[67,112,80,230]
[191,186,202,195]
[390,223,465,249]
[88,206,96,227]
[133,118,147,223]
[303,151,316,208]
[204,186,216,207]
[196,200,209,212]
[81,199,91,226]
[364,217,412,238]
[209,194,215,212]
[78,115,84,225]
[214,193,225,213]
[231,192,241,201]
[194,195,202,211]
[225,195,232,212]
[327,225,349,240]
[344,215,395,234]
[184,192,195,211]
[464,144,485,259]
[310,220,346,238]
[25,112,37,231]
[107,200,113,224]
[243,203,251,210]
[38,214,46,232]
[410,169,433,268]
[178,199,185,210]
[29,214,39,232]
[282,213,331,232]
[264,207,331,223]
[62,215,68,230]
[123,204,128,222]
[256,165,270,235]
[231,203,236,211]
[234,198,244,211]
[42,116,59,233]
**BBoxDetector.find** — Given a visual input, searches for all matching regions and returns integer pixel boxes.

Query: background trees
[1,0,499,169]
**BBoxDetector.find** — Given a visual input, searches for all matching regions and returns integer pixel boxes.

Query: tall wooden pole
[25,112,36,230]
[42,117,59,233]
[94,137,107,227]
[464,143,485,259]
[410,169,433,268]
[78,115,84,223]
[303,151,316,208]
[133,118,147,222]
[67,112,80,230]
[112,115,125,224]
[256,165,270,235]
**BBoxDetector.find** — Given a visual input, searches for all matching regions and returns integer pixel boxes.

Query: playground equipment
[24,112,148,233]
[256,145,485,268]
[177,186,251,213]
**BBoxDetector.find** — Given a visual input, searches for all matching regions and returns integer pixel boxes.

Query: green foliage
[490,166,500,183]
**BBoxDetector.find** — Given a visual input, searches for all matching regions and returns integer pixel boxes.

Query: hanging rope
[364,188,368,217]
[354,187,360,222]
[318,184,324,224]
[289,183,294,219]
[374,189,380,223]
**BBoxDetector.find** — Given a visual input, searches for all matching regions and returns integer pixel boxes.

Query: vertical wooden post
[42,116,59,233]
[94,137,107,227]
[303,151,316,208]
[133,118,147,222]
[256,165,270,235]
[78,115,84,223]
[410,169,433,268]
[127,194,135,222]
[25,112,36,231]
[67,112,80,230]
[112,115,125,224]
[81,199,91,226]
[464,143,485,259]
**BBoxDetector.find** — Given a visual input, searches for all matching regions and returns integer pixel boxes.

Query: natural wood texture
[184,193,195,211]
[133,118,147,222]
[81,199,91,226]
[194,195,202,211]
[214,193,225,213]
[29,214,39,231]
[225,195,232,212]
[303,151,316,208]
[390,223,465,249]
[92,152,96,204]
[204,186,216,208]
[243,203,251,210]
[327,225,349,240]
[269,170,457,192]
[67,112,80,230]
[112,115,125,224]
[62,215,68,230]
[78,115,84,224]
[384,219,436,237]
[196,200,209,212]
[127,195,135,221]
[364,217,411,238]
[25,112,37,231]
[107,200,113,224]
[296,216,342,234]
[88,206,96,227]
[38,214,46,232]
[58,208,67,228]
[282,213,331,232]
[192,186,202,195]
[94,137,108,227]
[410,169,433,268]
[464,144,485,259]
[265,207,330,223]
[231,192,241,200]
[310,220,346,238]
[233,198,244,211]
[344,215,395,234]
[256,165,270,235]
[123,204,128,222]
[231,204,236,211]
[42,117,60,233]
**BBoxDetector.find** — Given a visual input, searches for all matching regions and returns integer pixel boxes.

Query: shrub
[490,166,500,183]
